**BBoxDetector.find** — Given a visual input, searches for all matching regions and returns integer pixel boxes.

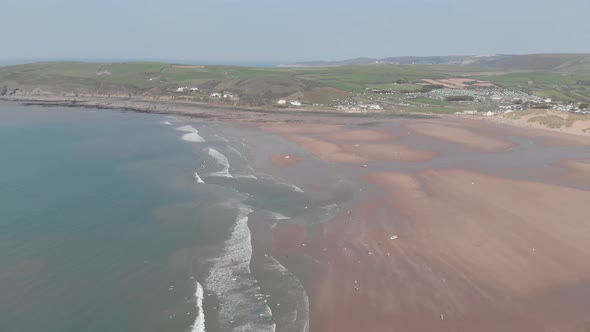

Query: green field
[2,60,590,109]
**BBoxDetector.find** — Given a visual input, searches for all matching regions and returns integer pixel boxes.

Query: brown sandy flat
[406,122,513,151]
[261,123,342,135]
[340,143,436,163]
[283,134,435,163]
[270,153,303,167]
[516,128,590,147]
[557,158,590,183]
[322,129,397,142]
[564,158,590,173]
[292,169,590,332]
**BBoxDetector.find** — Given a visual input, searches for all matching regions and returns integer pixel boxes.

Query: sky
[1,0,590,64]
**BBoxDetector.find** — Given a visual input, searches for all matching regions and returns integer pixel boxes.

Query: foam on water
[190,281,206,332]
[207,148,233,178]
[281,182,304,193]
[181,132,206,143]
[194,171,205,184]
[176,125,206,143]
[215,135,229,143]
[205,203,275,332]
[235,174,258,180]
[255,174,304,193]
[262,255,310,332]
[176,125,197,132]
[161,121,173,125]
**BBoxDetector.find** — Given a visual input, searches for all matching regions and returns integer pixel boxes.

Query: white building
[277,99,287,105]
[289,100,302,106]
[210,92,222,98]
[176,87,198,92]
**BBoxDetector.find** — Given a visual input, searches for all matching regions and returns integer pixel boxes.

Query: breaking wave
[235,174,258,180]
[176,125,206,143]
[204,203,275,332]
[282,182,304,193]
[207,148,232,178]
[176,125,198,132]
[190,281,206,332]
[194,171,205,184]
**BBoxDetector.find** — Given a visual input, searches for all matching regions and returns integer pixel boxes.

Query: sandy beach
[253,115,590,332]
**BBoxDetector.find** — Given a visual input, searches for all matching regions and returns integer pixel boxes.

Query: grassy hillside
[2,60,590,107]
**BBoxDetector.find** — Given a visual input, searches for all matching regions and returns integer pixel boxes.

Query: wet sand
[265,125,437,164]
[255,116,590,332]
[270,153,303,167]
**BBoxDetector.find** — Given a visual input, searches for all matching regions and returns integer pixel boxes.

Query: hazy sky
[2,0,589,63]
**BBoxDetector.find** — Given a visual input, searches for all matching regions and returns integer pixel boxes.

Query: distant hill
[470,54,590,72]
[283,54,590,72]
[282,55,502,67]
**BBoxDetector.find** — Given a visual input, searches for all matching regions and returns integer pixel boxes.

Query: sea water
[0,103,333,332]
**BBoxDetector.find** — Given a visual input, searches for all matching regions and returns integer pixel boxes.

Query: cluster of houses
[550,101,590,114]
[337,104,383,112]
[420,88,538,104]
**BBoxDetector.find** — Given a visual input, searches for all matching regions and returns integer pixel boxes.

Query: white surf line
[176,125,198,132]
[235,174,258,179]
[256,174,305,193]
[161,121,173,125]
[280,182,304,193]
[176,125,206,143]
[207,148,233,178]
[194,171,205,184]
[205,203,275,332]
[190,281,206,332]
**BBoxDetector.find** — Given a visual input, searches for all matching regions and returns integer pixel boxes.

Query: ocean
[0,103,334,332]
